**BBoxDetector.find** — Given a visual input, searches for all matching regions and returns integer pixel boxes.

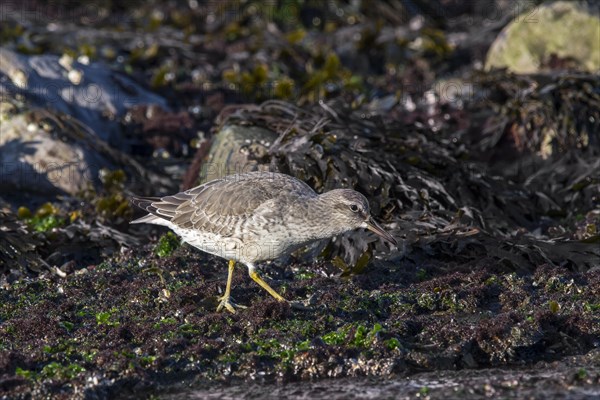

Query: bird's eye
[350,204,359,212]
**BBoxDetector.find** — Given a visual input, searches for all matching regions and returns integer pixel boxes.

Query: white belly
[172,226,290,264]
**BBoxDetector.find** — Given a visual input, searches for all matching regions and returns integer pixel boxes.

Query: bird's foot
[216,295,247,314]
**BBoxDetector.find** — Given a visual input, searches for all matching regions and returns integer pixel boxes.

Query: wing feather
[130,172,316,236]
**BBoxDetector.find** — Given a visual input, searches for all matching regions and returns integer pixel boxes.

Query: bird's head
[320,189,397,246]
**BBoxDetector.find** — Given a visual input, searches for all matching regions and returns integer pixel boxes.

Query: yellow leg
[249,267,287,302]
[216,260,237,313]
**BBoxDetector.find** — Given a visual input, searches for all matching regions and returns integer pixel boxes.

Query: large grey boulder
[0,111,108,196]
[0,48,167,145]
[0,48,173,198]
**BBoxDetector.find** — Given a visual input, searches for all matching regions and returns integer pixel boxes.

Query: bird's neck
[299,194,346,241]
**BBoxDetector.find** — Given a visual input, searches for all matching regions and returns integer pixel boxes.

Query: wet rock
[0,48,168,146]
[485,1,600,73]
[0,112,109,196]
[198,124,278,183]
[162,361,600,399]
[0,108,174,200]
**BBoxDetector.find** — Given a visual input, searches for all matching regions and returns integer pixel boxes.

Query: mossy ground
[1,240,598,398]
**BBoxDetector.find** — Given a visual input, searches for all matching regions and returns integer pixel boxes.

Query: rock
[198,124,278,183]
[485,1,600,73]
[0,49,176,200]
[0,48,168,146]
[0,112,112,196]
[0,108,174,199]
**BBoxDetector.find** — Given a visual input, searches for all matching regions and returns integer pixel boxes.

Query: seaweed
[218,98,599,272]
[1,1,599,398]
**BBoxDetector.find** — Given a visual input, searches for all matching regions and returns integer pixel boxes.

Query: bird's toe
[216,295,247,313]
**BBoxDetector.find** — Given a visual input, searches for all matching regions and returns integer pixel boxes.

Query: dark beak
[366,217,398,246]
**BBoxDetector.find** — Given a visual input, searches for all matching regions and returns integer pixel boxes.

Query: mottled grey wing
[153,173,315,236]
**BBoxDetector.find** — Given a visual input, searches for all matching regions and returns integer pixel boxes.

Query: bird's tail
[130,195,162,224]
[130,196,160,211]
[130,213,161,224]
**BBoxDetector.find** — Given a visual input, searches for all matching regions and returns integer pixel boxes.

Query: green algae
[96,308,121,327]
[241,337,312,364]
[154,232,181,258]
[42,362,86,380]
[322,323,383,348]
[95,170,132,220]
[16,206,31,219]
[153,317,178,329]
[77,169,133,223]
[549,300,560,314]
[30,214,65,232]
[151,64,171,88]
[16,362,86,382]
[576,368,589,380]
[273,77,296,100]
[295,269,316,280]
[302,52,364,101]
[223,64,270,97]
[384,337,401,351]
[18,202,66,232]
